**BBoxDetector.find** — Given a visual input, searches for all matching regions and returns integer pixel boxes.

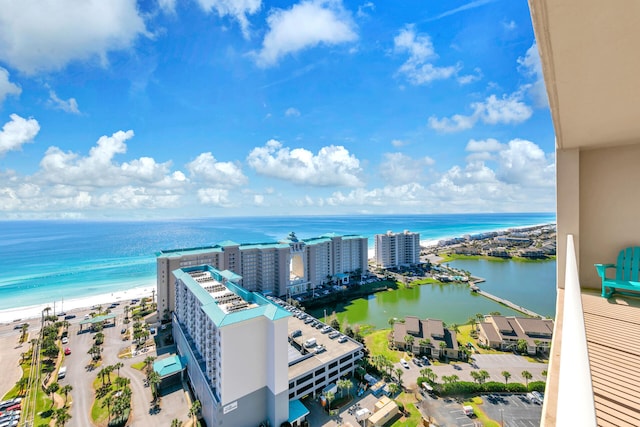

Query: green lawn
[464,396,500,427]
[390,392,422,427]
[364,329,403,363]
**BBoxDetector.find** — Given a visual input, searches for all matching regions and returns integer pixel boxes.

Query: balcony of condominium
[529,0,640,426]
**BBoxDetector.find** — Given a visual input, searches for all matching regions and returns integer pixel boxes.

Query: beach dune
[0,285,155,324]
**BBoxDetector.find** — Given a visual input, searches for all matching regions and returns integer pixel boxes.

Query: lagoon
[308,259,556,330]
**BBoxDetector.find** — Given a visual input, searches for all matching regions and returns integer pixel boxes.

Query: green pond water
[308,259,557,330]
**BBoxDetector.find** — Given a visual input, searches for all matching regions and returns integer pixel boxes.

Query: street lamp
[499,408,504,427]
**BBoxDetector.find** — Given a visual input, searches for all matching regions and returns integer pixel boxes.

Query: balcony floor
[583,290,640,426]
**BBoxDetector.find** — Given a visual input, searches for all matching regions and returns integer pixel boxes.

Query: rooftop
[174,265,290,326]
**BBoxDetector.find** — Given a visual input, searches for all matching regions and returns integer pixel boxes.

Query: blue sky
[0,0,555,219]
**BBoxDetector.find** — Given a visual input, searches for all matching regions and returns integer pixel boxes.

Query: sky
[0,0,556,220]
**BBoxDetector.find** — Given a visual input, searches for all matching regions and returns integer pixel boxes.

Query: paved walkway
[475,289,544,318]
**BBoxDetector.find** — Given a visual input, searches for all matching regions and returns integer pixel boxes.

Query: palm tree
[46,382,60,407]
[104,365,115,384]
[387,382,399,396]
[324,391,334,412]
[404,334,415,352]
[188,400,201,423]
[541,370,548,377]
[114,362,124,377]
[439,341,447,359]
[478,370,490,384]
[171,419,182,427]
[501,370,511,385]
[20,323,29,343]
[60,384,73,404]
[16,376,28,395]
[522,370,533,389]
[395,367,404,386]
[88,344,101,361]
[53,406,72,426]
[144,356,157,375]
[148,370,161,399]
[102,394,115,421]
[97,368,107,386]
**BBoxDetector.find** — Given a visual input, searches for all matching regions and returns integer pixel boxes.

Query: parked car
[400,359,410,369]
[64,347,71,355]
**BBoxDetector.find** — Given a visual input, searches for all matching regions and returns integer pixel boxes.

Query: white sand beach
[0,284,155,324]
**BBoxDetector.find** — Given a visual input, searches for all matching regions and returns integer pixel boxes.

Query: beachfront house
[477,315,553,355]
[392,316,461,360]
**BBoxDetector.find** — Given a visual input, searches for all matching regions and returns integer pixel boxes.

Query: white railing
[555,234,597,426]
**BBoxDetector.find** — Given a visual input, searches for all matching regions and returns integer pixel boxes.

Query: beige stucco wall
[577,143,640,289]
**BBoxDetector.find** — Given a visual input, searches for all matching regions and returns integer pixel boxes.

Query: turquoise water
[0,213,555,310]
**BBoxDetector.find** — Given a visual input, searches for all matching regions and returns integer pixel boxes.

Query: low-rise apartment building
[477,315,553,355]
[392,316,461,360]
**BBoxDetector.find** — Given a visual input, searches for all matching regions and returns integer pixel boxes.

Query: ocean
[0,212,555,311]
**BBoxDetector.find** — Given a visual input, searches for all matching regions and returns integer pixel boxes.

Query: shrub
[528,381,546,392]
[506,383,527,393]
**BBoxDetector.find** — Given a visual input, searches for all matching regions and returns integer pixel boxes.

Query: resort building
[156,232,368,316]
[170,266,362,426]
[392,316,461,360]
[529,0,640,425]
[172,265,298,427]
[477,315,553,355]
[374,230,420,269]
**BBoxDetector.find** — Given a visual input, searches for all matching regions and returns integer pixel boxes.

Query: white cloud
[48,90,80,114]
[457,67,483,85]
[380,152,434,185]
[394,25,460,85]
[391,139,408,147]
[254,0,357,68]
[327,183,428,207]
[197,188,233,207]
[503,20,517,31]
[38,130,184,188]
[428,114,476,133]
[429,93,532,133]
[496,139,555,187]
[285,107,301,117]
[0,0,147,74]
[247,139,363,186]
[518,43,548,108]
[195,0,261,39]
[356,2,375,18]
[187,152,248,188]
[0,68,21,105]
[158,0,177,14]
[254,194,265,205]
[477,94,532,125]
[0,114,40,156]
[465,138,504,152]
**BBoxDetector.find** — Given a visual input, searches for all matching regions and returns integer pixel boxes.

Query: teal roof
[239,242,290,250]
[156,245,222,258]
[174,266,291,327]
[288,399,309,423]
[79,314,116,325]
[153,355,185,377]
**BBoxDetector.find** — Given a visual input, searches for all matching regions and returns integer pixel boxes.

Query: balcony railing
[552,234,597,426]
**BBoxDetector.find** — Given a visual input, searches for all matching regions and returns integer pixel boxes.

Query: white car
[400,358,410,369]
[61,337,68,344]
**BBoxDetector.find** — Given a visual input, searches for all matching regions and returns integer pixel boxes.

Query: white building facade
[374,230,421,268]
[172,266,292,427]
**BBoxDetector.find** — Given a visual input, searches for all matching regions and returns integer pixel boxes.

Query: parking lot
[481,393,542,427]
[419,393,541,427]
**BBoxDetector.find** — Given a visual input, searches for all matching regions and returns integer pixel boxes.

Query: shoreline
[0,284,155,324]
